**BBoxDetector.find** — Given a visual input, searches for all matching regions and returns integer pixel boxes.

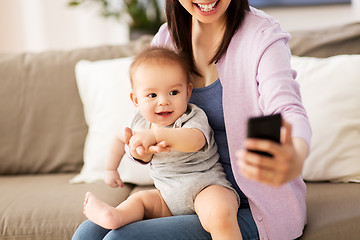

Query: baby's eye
[148,93,157,98]
[170,90,179,96]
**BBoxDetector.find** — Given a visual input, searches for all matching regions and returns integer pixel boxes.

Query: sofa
[1,22,360,240]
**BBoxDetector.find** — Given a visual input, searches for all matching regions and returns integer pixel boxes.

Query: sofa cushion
[0,36,153,175]
[0,174,133,239]
[300,182,360,240]
[290,22,360,57]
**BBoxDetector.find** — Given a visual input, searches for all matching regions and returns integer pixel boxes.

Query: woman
[72,1,311,239]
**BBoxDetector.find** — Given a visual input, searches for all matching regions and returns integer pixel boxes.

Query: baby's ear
[187,83,193,100]
[130,92,139,107]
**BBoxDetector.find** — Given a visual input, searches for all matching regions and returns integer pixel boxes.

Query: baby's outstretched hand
[129,130,156,154]
[148,141,171,154]
[104,169,124,188]
[126,130,156,162]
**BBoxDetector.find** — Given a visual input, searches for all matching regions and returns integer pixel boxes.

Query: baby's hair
[129,47,191,88]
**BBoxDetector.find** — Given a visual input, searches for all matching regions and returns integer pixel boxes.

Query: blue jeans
[72,206,259,240]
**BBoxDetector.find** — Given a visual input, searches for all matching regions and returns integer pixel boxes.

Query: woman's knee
[72,220,110,240]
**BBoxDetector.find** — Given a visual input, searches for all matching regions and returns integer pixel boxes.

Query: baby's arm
[104,128,128,188]
[133,127,206,153]
[153,127,206,152]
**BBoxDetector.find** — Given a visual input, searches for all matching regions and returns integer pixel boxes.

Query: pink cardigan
[152,7,311,240]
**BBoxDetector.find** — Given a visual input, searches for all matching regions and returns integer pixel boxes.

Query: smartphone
[246,113,282,157]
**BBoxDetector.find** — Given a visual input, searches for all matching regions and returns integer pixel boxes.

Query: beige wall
[0,0,129,53]
[1,1,359,53]
[0,0,26,52]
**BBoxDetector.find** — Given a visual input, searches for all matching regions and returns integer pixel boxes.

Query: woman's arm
[234,29,311,186]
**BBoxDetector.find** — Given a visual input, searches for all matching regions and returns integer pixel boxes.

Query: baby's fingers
[158,141,169,148]
[116,179,124,188]
[157,141,170,152]
[149,145,171,153]
[149,141,171,153]
[136,146,146,156]
[108,180,119,188]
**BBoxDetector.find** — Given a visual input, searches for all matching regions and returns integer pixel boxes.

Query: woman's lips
[195,0,219,13]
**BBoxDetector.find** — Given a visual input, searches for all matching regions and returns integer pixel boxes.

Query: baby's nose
[158,96,170,105]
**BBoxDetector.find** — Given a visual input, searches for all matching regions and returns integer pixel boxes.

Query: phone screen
[247,113,282,156]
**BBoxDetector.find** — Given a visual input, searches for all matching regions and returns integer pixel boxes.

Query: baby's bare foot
[83,192,123,229]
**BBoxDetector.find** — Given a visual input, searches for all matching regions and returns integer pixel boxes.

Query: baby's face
[131,62,192,127]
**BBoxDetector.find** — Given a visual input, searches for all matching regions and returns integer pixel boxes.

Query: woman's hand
[236,120,309,187]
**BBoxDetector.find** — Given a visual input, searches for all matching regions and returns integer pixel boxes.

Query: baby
[83,47,242,240]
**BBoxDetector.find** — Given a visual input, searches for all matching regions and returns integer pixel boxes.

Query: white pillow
[70,57,153,185]
[291,54,360,183]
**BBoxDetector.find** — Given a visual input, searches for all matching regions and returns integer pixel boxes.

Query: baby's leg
[194,185,242,240]
[84,189,171,230]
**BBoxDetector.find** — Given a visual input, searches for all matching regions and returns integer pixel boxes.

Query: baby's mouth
[196,0,219,12]
[156,111,172,117]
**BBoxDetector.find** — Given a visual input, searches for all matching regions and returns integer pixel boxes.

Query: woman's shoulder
[151,23,174,49]
[232,7,290,43]
[247,7,280,27]
[224,7,291,59]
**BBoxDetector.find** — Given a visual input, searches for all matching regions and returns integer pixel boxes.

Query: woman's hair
[166,0,250,76]
[129,46,191,87]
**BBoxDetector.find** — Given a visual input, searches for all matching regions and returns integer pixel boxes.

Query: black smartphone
[246,113,282,157]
